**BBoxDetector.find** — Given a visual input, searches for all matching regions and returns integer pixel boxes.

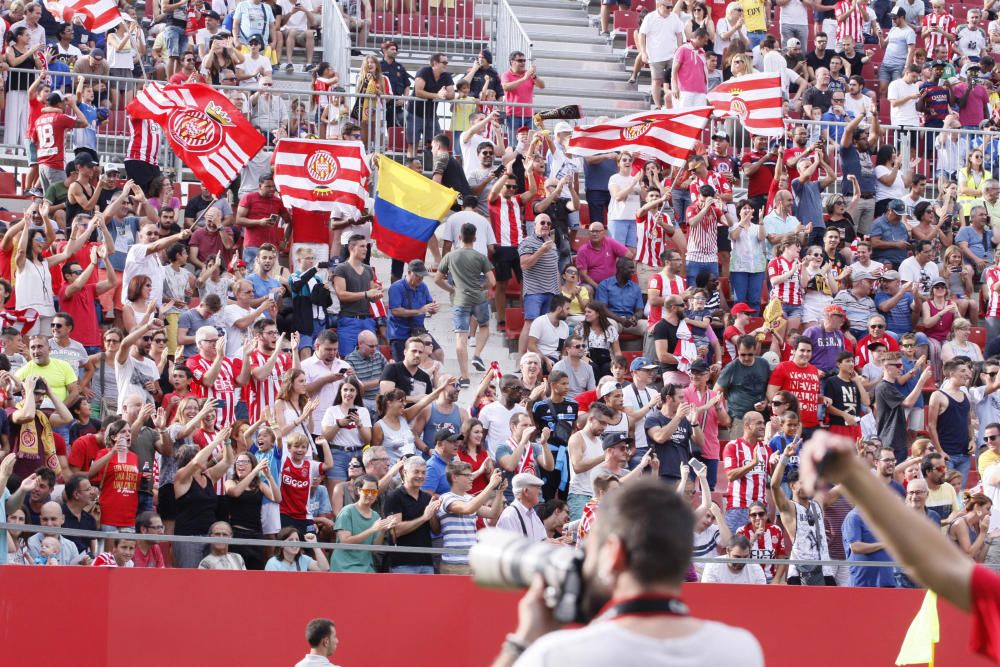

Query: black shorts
[493,245,523,283]
[716,225,731,252]
[125,159,162,197]
[158,483,177,520]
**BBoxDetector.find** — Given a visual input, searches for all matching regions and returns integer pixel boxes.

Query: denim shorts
[325,446,361,481]
[453,301,490,333]
[163,26,188,58]
[524,292,554,320]
[609,218,638,248]
[782,302,803,319]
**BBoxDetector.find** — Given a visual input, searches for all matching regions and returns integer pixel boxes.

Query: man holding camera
[490,479,763,665]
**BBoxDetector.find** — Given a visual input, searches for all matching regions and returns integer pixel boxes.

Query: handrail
[320,3,353,91]
[493,0,534,75]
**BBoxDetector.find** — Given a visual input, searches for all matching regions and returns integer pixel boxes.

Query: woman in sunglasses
[764,390,800,441]
[329,474,398,573]
[331,456,365,519]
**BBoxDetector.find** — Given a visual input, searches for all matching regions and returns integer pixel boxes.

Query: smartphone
[317,261,332,269]
[688,457,706,474]
[269,213,280,223]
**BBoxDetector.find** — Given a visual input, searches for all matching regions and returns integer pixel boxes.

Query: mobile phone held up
[688,457,706,475]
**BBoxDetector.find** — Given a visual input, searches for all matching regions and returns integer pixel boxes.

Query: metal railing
[494,0,534,73]
[321,3,354,91]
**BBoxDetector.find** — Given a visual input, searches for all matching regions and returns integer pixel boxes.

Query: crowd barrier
[5,66,997,202]
[0,565,992,666]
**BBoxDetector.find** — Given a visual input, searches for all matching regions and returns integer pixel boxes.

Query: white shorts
[262,503,281,535]
[678,91,708,107]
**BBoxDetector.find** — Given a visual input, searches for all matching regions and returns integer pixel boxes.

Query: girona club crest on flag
[306,150,340,195]
[729,96,750,122]
[621,120,654,141]
[167,102,235,154]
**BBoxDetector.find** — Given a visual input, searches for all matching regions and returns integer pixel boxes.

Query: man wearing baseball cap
[621,357,663,466]
[494,472,547,541]
[387,259,439,362]
[802,304,849,373]
[869,199,910,269]
[380,41,411,127]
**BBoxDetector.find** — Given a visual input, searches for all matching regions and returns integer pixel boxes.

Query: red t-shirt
[27,96,44,142]
[132,543,165,568]
[279,455,321,520]
[575,388,598,414]
[162,390,193,423]
[971,564,1000,661]
[741,150,776,198]
[290,208,331,244]
[68,433,103,478]
[59,283,101,347]
[95,449,140,528]
[238,192,286,249]
[32,112,77,168]
[768,361,822,427]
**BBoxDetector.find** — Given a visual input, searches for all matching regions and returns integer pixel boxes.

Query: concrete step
[521,17,593,31]
[540,84,646,100]
[530,39,616,55]
[545,75,636,91]
[517,8,590,23]
[535,58,628,77]
[528,30,607,44]
[508,0,584,8]
[533,91,648,115]
[534,48,622,63]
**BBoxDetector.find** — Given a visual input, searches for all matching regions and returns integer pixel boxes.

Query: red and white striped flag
[0,308,39,335]
[43,0,123,33]
[272,139,371,218]
[567,107,713,167]
[707,73,784,137]
[126,82,265,196]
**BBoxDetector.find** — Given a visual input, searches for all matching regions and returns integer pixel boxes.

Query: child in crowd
[35,536,62,566]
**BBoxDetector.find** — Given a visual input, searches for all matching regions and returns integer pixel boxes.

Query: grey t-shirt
[333,262,374,317]
[551,358,596,401]
[48,338,89,379]
[716,358,771,421]
[178,308,218,357]
[875,380,908,460]
[438,247,492,307]
[518,234,560,296]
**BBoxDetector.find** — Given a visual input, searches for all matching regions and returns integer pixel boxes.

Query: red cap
[824,304,847,317]
[731,303,756,315]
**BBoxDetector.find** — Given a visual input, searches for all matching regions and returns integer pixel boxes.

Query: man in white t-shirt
[236,34,272,86]
[196,11,225,57]
[221,279,272,357]
[637,0,685,109]
[898,239,941,297]
[294,618,341,667]
[441,198,495,256]
[957,8,988,59]
[460,111,504,176]
[115,320,164,412]
[278,0,318,73]
[492,478,764,666]
[701,534,768,583]
[122,222,192,308]
[527,296,570,371]
[887,64,922,127]
[479,376,529,457]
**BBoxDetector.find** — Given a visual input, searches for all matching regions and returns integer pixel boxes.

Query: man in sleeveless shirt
[927,358,974,487]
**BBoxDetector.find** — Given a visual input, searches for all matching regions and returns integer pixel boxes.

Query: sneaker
[458,377,471,389]
[304,63,315,73]
[284,62,294,73]
[497,320,506,333]
[472,356,486,372]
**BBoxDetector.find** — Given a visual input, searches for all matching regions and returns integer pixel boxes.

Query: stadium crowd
[5,0,1000,592]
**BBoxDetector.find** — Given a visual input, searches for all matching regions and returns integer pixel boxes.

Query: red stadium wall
[0,567,993,667]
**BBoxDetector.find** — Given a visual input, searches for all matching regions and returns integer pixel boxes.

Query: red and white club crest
[621,120,654,141]
[306,150,340,192]
[729,97,749,122]
[167,109,224,154]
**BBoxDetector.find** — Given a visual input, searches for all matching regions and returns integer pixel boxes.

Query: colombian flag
[372,154,458,262]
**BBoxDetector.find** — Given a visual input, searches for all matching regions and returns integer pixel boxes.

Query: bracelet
[502,634,529,657]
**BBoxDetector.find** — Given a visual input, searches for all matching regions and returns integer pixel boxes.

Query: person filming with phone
[644,384,703,484]
[488,478,763,666]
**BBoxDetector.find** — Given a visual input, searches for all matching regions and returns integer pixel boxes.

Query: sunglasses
[360,488,379,496]
[771,400,785,406]
[749,512,767,518]
[987,435,1000,442]
[349,462,363,469]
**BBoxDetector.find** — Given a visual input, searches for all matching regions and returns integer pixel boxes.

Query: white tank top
[378,416,415,464]
[568,430,604,498]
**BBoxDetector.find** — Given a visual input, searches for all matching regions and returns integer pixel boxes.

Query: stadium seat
[386,127,406,154]
[504,307,524,347]
[372,11,394,33]
[398,14,427,35]
[380,344,393,362]
[428,15,456,37]
[187,183,203,200]
[579,202,590,228]
[971,326,987,350]
[458,17,486,40]
[0,172,16,196]
[613,10,638,36]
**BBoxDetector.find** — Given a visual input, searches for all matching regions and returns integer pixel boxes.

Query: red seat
[718,276,732,302]
[504,307,524,342]
[0,210,21,222]
[458,17,486,40]
[372,11,394,33]
[105,109,129,136]
[613,10,639,35]
[971,326,987,351]
[579,202,590,228]
[632,0,654,11]
[398,14,427,35]
[187,183,203,200]
[0,172,16,196]
[386,127,406,154]
[428,15,456,37]
[380,344,393,362]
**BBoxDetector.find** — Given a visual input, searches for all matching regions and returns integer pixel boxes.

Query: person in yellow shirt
[979,423,1000,477]
[739,0,770,48]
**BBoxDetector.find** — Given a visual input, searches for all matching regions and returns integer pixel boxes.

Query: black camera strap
[596,595,689,623]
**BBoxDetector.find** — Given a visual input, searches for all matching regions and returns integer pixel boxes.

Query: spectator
[638,0,685,108]
[516,212,561,356]
[771,446,835,585]
[596,257,646,339]
[198,521,246,569]
[133,511,166,568]
[495,472,547,540]
[833,269,878,339]
[736,499,788,582]
[343,330,388,412]
[722,411,768,533]
[526,296,570,373]
[876,351,934,461]
[927,358,974,486]
[488,167,537,331]
[702,534,766,583]
[672,28,710,106]
[942,318,983,363]
[957,8,988,60]
[406,53,455,159]
[869,199,911,268]
[802,68,835,117]
[382,456,440,574]
[265,526,328,572]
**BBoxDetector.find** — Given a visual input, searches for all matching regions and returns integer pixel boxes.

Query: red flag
[567,108,713,168]
[43,0,123,33]
[707,73,784,137]
[272,138,370,218]
[126,82,265,196]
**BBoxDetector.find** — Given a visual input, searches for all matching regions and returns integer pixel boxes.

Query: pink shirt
[953,82,989,127]
[674,43,707,94]
[575,238,629,284]
[501,69,535,118]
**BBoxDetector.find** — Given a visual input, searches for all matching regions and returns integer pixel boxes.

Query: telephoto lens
[470,528,585,623]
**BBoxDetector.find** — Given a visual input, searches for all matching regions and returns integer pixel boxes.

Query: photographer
[490,479,763,665]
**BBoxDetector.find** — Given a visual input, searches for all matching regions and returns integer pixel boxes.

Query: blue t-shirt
[956,224,991,264]
[869,216,910,267]
[595,278,644,319]
[249,273,282,299]
[839,145,877,196]
[422,450,452,496]
[792,178,825,230]
[873,290,914,337]
[842,507,896,587]
[900,356,924,408]
[584,157,617,192]
[883,25,915,68]
[820,110,855,143]
[767,433,800,485]
[72,102,100,151]
[387,279,432,341]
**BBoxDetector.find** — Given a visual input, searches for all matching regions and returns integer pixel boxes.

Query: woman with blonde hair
[353,54,390,148]
[940,245,978,324]
[958,148,988,220]
[274,368,321,452]
[942,318,984,363]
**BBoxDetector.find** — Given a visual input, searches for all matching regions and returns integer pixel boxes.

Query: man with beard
[247,318,295,423]
[114,314,164,412]
[490,478,763,666]
[839,110,881,235]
